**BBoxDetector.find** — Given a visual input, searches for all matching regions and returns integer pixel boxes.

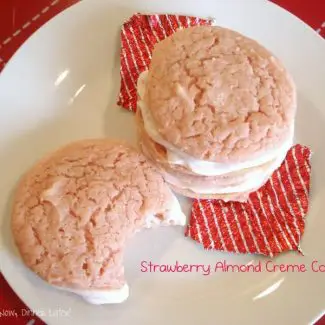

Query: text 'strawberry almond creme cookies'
[11,139,185,304]
[136,25,296,201]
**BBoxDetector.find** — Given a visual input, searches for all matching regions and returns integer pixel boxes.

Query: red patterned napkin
[117,13,312,257]
[186,145,311,257]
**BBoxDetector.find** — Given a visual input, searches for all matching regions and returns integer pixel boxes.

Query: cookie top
[11,139,176,290]
[145,26,296,163]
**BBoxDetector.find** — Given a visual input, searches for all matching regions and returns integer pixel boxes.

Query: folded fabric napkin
[117,13,312,257]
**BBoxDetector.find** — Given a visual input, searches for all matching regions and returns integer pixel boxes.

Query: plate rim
[0,0,325,324]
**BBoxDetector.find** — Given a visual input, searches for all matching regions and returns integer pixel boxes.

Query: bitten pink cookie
[11,139,185,304]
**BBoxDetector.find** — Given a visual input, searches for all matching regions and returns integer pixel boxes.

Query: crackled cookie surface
[145,25,296,163]
[11,139,185,304]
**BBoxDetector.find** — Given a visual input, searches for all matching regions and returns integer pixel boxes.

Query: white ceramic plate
[1,1,325,324]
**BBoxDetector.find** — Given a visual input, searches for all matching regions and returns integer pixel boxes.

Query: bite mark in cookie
[11,139,185,304]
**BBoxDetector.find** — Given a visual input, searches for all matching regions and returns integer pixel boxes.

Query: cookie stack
[137,25,296,201]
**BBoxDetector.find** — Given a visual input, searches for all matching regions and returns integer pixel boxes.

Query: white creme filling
[162,148,287,194]
[144,188,187,227]
[137,70,294,177]
[55,283,129,305]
